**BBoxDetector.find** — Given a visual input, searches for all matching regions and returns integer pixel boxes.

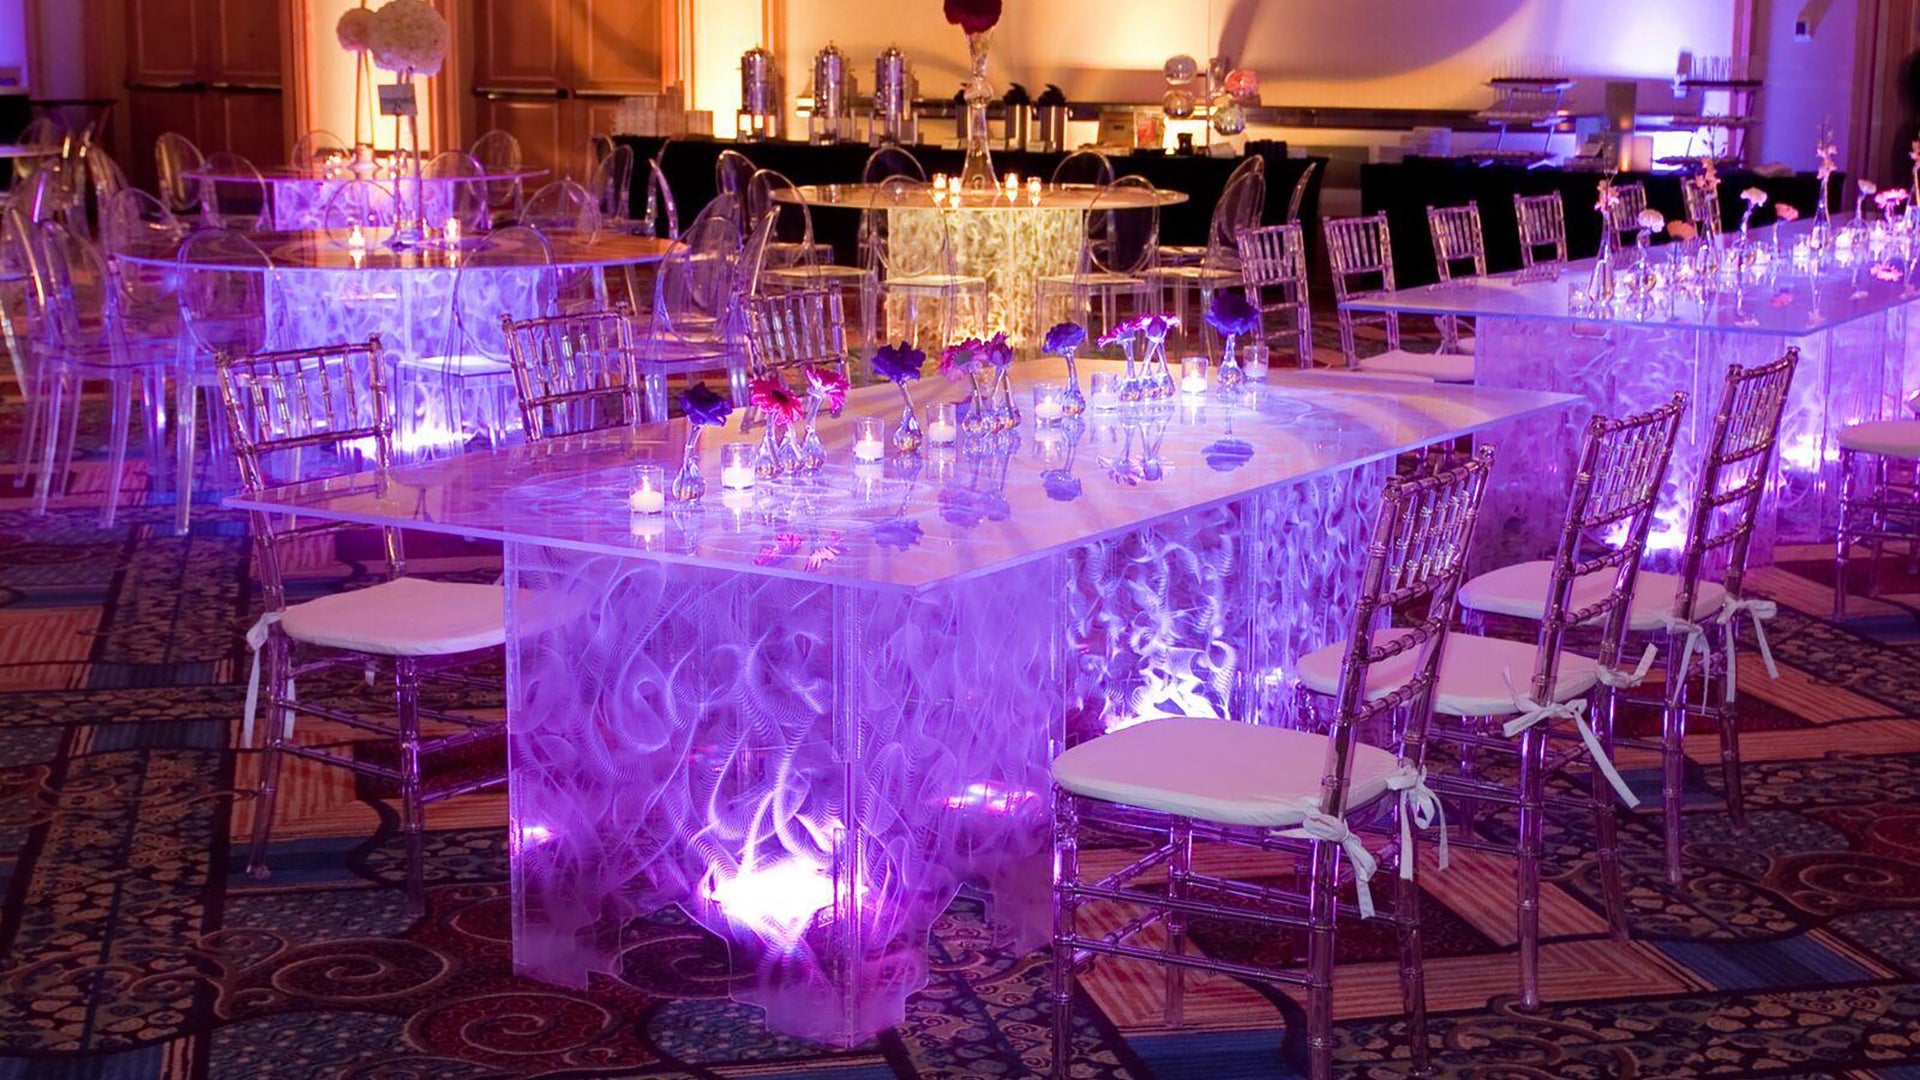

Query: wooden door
[468,0,670,180]
[124,0,286,187]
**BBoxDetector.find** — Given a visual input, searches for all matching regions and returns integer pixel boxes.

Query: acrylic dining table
[1342,223,1920,565]
[227,363,1579,1045]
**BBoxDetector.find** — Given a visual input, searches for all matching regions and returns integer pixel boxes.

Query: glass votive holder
[932,172,949,192]
[1028,176,1043,198]
[853,417,887,461]
[1180,356,1209,394]
[629,463,667,514]
[1089,371,1122,411]
[927,401,960,445]
[719,443,757,489]
[1031,381,1066,424]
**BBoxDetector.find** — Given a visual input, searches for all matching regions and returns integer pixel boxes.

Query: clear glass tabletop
[113,231,678,272]
[776,182,1188,211]
[1344,222,1920,337]
[227,363,1578,593]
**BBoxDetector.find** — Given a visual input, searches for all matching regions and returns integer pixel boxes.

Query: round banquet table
[0,144,60,160]
[187,164,549,231]
[776,182,1187,345]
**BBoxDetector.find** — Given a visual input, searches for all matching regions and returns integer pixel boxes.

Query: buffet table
[228,364,1577,1045]
[1343,225,1916,564]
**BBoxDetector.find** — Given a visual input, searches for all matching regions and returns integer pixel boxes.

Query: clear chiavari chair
[1682,180,1722,239]
[218,335,510,914]
[199,151,271,231]
[1051,447,1497,1080]
[155,132,206,217]
[1426,202,1485,355]
[1606,181,1649,249]
[1302,395,1689,1012]
[1236,221,1313,368]
[743,286,851,383]
[1834,382,1920,617]
[1323,213,1473,382]
[469,129,526,223]
[1513,191,1568,271]
[1035,175,1159,339]
[502,308,641,440]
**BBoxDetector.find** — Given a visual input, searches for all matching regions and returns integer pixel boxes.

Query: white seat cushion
[1838,420,1920,459]
[1296,629,1599,717]
[1453,335,1476,355]
[1052,716,1401,827]
[280,577,507,656]
[1355,349,1475,383]
[1459,560,1727,632]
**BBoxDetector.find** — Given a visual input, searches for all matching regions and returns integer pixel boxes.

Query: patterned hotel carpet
[8,393,1920,1079]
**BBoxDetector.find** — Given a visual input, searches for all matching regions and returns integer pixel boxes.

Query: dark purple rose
[1206,290,1261,338]
[944,0,1002,34]
[1042,322,1087,356]
[872,341,927,384]
[938,485,989,529]
[982,331,1014,369]
[681,382,734,427]
[1203,437,1255,472]
[872,516,923,550]
[1041,469,1082,501]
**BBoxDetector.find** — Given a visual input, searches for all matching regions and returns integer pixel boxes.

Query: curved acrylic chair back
[1285,160,1319,224]
[290,130,349,171]
[639,158,679,240]
[1514,191,1568,268]
[451,224,559,366]
[18,117,60,148]
[421,150,489,229]
[100,189,182,255]
[503,308,641,440]
[19,220,100,351]
[155,132,205,216]
[652,197,741,338]
[861,145,926,184]
[176,228,278,358]
[1207,168,1265,262]
[1085,175,1160,276]
[521,178,602,236]
[714,149,756,228]
[587,143,635,223]
[1426,202,1487,281]
[320,179,399,247]
[746,167,817,252]
[873,176,954,281]
[743,288,849,376]
[469,129,525,214]
[84,148,129,212]
[199,151,270,230]
[1050,149,1114,188]
[23,165,69,223]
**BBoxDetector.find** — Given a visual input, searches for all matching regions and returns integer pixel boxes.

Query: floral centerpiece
[1042,321,1088,414]
[1590,178,1621,303]
[1813,125,1839,243]
[1205,291,1260,390]
[674,383,734,501]
[873,342,928,453]
[1097,317,1143,403]
[981,332,1018,431]
[1738,186,1768,245]
[364,0,449,246]
[944,0,1003,190]
[794,364,849,473]
[749,374,806,478]
[940,339,988,436]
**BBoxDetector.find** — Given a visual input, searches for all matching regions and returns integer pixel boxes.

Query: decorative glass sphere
[1163,54,1198,86]
[1223,68,1260,102]
[1162,89,1196,119]
[1210,96,1247,136]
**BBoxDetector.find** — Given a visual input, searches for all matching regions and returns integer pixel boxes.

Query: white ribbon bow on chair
[1385,763,1448,879]
[241,612,282,750]
[1594,643,1659,691]
[1715,596,1779,704]
[1280,799,1382,919]
[1661,612,1712,689]
[1500,670,1641,809]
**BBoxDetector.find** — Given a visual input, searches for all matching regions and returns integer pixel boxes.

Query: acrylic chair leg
[14,360,47,490]
[1591,690,1629,938]
[55,371,82,493]
[396,656,427,916]
[1304,840,1339,1080]
[1163,817,1192,1028]
[1662,660,1689,888]
[1395,846,1433,1076]
[1718,622,1749,836]
[1834,449,1855,620]
[1050,791,1081,1080]
[1515,726,1546,1012]
[32,369,69,515]
[246,635,292,880]
[141,368,169,496]
[99,378,134,528]
[174,377,197,536]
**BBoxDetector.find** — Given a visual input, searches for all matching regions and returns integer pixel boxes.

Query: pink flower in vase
[803,364,850,415]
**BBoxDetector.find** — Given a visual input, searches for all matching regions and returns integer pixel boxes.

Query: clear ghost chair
[99,189,184,333]
[635,195,743,417]
[714,148,757,232]
[746,167,834,270]
[1323,212,1473,383]
[586,143,635,229]
[1034,175,1159,339]
[176,227,285,533]
[1426,201,1485,355]
[319,178,399,247]
[1049,148,1114,188]
[1284,159,1320,223]
[637,157,679,240]
[469,128,525,222]
[155,132,206,217]
[290,130,349,171]
[1513,191,1568,270]
[421,150,490,230]
[1236,221,1314,368]
[521,178,602,237]
[756,182,878,349]
[502,308,641,440]
[861,145,926,184]
[1147,166,1262,353]
[81,148,130,236]
[1606,181,1649,249]
[871,176,990,348]
[199,151,271,231]
[1052,448,1497,1080]
[218,334,509,915]
[11,117,61,189]
[1157,153,1264,267]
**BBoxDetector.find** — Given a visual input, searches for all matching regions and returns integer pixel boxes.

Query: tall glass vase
[390,71,425,248]
[1811,176,1833,249]
[958,33,997,191]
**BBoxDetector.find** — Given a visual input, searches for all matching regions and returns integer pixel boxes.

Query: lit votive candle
[629,514,665,541]
[927,401,960,444]
[1028,176,1042,198]
[720,443,757,489]
[443,216,461,246]
[1032,380,1066,423]
[1089,371,1122,411]
[1180,357,1209,395]
[1004,172,1020,198]
[347,222,367,251]
[932,172,949,192]
[629,463,667,514]
[853,417,886,461]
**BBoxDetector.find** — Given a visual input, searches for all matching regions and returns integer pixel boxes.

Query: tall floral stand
[959,32,997,190]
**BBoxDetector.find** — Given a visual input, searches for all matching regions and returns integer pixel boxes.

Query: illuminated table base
[887,205,1081,346]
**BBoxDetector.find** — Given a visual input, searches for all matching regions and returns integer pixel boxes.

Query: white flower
[1741,187,1768,207]
[1637,209,1666,231]
[336,6,376,51]
[1859,179,1880,196]
[368,0,450,76]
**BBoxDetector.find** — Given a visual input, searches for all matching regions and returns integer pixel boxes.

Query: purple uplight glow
[704,854,853,952]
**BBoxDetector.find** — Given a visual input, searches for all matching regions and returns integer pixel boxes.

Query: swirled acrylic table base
[231,365,1579,1045]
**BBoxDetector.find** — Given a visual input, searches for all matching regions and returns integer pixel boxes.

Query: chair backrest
[1529,394,1689,703]
[84,148,129,215]
[650,196,741,339]
[1606,182,1648,244]
[469,129,524,212]
[155,132,205,216]
[420,150,489,229]
[1426,202,1486,281]
[502,308,641,440]
[639,157,679,240]
[1236,221,1312,367]
[18,218,104,352]
[746,167,818,255]
[100,188,181,255]
[1285,160,1319,224]
[319,178,398,245]
[1682,180,1722,238]
[873,175,956,282]
[715,148,756,231]
[1513,192,1568,268]
[521,178,602,236]
[199,151,269,230]
[1206,167,1265,263]
[290,130,348,170]
[586,143,635,224]
[743,287,849,376]
[862,145,926,184]
[217,337,402,607]
[1323,212,1399,358]
[1672,350,1798,612]
[176,227,278,358]
[1083,175,1160,276]
[1050,149,1114,188]
[1319,447,1495,817]
[451,224,558,365]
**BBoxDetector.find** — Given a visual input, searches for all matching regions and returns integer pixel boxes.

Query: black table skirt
[617,136,1326,265]
[1361,157,1839,287]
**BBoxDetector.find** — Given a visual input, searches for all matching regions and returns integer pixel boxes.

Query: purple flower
[938,485,989,528]
[1142,313,1180,341]
[872,516,923,550]
[1042,322,1087,356]
[943,0,1001,35]
[939,339,981,381]
[681,382,734,427]
[982,331,1014,369]
[1203,438,1255,472]
[872,341,927,384]
[1205,291,1260,338]
[1097,317,1140,349]
[1041,469,1082,501]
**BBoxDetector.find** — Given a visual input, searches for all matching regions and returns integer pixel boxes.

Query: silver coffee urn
[809,44,853,144]
[872,46,917,146]
[737,46,781,141]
